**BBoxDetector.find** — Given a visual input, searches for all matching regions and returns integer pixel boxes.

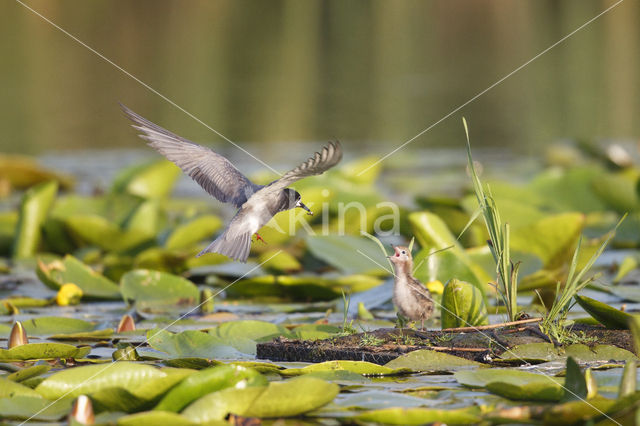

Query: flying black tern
[121,105,342,263]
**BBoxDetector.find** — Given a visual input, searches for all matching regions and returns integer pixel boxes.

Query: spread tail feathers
[197,231,252,263]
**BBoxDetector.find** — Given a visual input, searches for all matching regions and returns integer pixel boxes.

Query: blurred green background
[1,0,638,157]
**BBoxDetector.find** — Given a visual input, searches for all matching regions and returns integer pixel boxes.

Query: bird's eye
[401,250,406,254]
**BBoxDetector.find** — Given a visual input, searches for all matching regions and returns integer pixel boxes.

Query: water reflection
[1,0,638,156]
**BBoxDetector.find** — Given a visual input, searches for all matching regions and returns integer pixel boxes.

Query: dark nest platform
[257,322,633,365]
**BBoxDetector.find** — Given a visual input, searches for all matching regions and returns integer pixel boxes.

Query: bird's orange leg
[254,233,267,245]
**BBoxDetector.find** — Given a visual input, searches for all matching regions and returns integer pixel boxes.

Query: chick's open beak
[296,200,313,216]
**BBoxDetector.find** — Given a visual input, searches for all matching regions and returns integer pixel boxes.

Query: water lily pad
[0,154,73,189]
[147,329,246,359]
[500,343,638,363]
[355,407,482,425]
[455,368,564,389]
[0,395,71,421]
[49,328,114,341]
[211,320,290,342]
[184,376,338,421]
[165,215,223,250]
[112,160,181,199]
[305,235,388,275]
[281,360,408,376]
[64,214,153,252]
[291,324,341,340]
[409,212,488,289]
[384,349,484,371]
[485,380,564,401]
[7,364,51,382]
[15,316,96,337]
[258,249,301,273]
[440,278,488,328]
[120,269,199,311]
[0,377,42,398]
[510,212,584,269]
[592,171,640,213]
[0,343,90,361]
[36,255,121,299]
[118,411,198,426]
[575,295,633,329]
[154,365,266,412]
[35,362,166,399]
[12,181,58,258]
[182,386,266,423]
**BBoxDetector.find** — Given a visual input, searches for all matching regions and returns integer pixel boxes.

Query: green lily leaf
[562,357,588,402]
[12,181,58,258]
[528,166,607,213]
[258,249,301,273]
[485,380,564,402]
[165,215,223,250]
[112,160,181,199]
[290,324,341,340]
[384,349,484,371]
[455,368,564,389]
[182,386,266,423]
[147,329,247,359]
[591,171,640,213]
[50,328,114,341]
[575,295,633,329]
[120,269,199,311]
[64,214,153,252]
[154,365,266,412]
[409,211,488,289]
[0,395,71,421]
[281,360,408,376]
[35,361,166,399]
[7,364,51,383]
[211,320,290,342]
[36,255,121,299]
[3,316,95,337]
[500,343,638,362]
[0,377,43,398]
[0,343,90,361]
[510,212,584,269]
[89,369,193,412]
[0,154,73,189]
[117,411,198,426]
[305,235,388,275]
[440,278,488,329]
[355,407,482,425]
[183,377,338,421]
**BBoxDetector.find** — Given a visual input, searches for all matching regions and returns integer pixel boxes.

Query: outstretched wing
[262,141,342,193]
[121,104,260,208]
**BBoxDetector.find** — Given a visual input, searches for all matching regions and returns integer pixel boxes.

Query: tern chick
[388,245,434,330]
[121,105,342,263]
